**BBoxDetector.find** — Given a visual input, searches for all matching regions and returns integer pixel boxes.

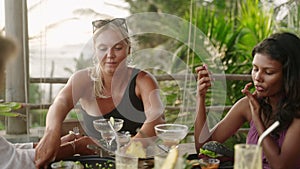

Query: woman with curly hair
[195,32,300,169]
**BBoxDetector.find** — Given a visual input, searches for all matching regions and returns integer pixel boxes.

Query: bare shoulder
[136,70,158,86]
[283,118,300,150]
[289,118,300,130]
[286,118,300,139]
[68,68,91,84]
[235,96,250,106]
[136,69,156,80]
[70,68,90,80]
[230,96,251,120]
[134,70,159,97]
[62,69,92,93]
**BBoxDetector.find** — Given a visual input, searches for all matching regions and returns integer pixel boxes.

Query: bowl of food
[198,141,234,163]
[50,161,77,169]
[199,158,220,169]
[50,156,115,169]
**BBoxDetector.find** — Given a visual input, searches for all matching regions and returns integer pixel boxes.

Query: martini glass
[93,118,124,151]
[154,123,188,151]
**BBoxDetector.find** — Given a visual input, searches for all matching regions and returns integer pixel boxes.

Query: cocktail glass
[234,144,262,169]
[117,131,131,148]
[115,149,138,169]
[154,123,188,150]
[93,118,124,151]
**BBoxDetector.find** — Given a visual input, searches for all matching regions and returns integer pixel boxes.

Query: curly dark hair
[252,32,300,132]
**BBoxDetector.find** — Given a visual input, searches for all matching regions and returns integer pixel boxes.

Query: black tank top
[81,68,145,139]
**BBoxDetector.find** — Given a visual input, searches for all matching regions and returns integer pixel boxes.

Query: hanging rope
[36,0,48,127]
[181,0,195,123]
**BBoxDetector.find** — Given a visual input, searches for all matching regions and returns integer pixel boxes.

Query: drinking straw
[107,121,120,151]
[250,121,280,169]
[257,121,280,146]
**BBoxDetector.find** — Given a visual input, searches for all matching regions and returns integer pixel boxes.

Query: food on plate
[199,141,234,162]
[125,141,146,158]
[51,160,115,169]
[73,161,84,169]
[199,158,220,169]
[51,161,82,169]
[161,146,179,169]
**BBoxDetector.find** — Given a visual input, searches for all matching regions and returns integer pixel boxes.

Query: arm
[264,119,300,169]
[242,84,300,168]
[134,71,165,138]
[194,65,248,152]
[35,70,86,168]
[194,65,212,151]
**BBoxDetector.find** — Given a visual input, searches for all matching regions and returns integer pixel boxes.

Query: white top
[0,136,35,169]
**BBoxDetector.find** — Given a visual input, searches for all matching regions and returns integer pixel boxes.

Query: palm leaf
[0,112,20,117]
[0,102,22,117]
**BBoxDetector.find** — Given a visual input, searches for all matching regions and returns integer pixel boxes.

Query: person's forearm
[253,119,283,168]
[194,95,210,152]
[45,100,72,132]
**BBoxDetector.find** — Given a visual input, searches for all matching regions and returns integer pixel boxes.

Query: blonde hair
[89,21,131,98]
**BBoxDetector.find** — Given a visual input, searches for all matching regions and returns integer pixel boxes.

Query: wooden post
[4,0,29,134]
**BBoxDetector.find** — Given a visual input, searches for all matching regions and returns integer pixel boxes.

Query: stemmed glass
[93,118,124,151]
[154,123,188,151]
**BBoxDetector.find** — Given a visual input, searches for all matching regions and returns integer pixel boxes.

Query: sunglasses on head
[92,18,128,33]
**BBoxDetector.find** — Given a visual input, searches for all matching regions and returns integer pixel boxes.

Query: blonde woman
[35,18,165,168]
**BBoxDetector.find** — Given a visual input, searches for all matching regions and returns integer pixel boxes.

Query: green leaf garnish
[200,148,218,158]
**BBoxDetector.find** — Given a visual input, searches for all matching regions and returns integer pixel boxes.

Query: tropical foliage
[0,102,22,117]
[124,0,298,108]
[123,0,300,145]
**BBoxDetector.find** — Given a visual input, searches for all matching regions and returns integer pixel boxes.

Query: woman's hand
[74,136,99,155]
[241,82,261,122]
[195,65,212,97]
[35,130,61,169]
[60,132,82,144]
[194,64,213,151]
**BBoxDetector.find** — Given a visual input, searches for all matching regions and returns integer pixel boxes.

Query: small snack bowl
[199,158,220,169]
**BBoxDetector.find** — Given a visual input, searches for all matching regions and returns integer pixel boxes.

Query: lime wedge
[109,117,115,126]
[161,146,179,169]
